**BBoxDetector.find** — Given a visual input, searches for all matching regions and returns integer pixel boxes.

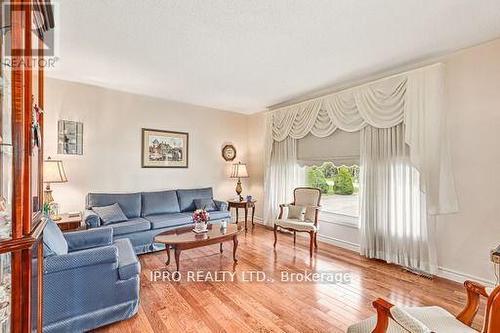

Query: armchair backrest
[293,187,321,207]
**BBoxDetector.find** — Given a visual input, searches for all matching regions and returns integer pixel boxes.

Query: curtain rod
[267,62,443,112]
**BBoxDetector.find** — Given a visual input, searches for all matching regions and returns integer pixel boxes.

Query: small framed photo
[58,120,83,155]
[142,128,189,168]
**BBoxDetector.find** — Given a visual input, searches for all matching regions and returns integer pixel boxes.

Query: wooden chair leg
[309,231,314,257]
[273,225,278,248]
[314,232,318,249]
[293,231,296,245]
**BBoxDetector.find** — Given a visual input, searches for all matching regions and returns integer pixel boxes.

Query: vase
[194,221,207,232]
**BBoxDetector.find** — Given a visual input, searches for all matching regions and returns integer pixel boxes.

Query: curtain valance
[271,73,409,140]
[266,63,458,215]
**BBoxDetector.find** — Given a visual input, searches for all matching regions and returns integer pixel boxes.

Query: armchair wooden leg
[309,231,314,257]
[293,231,296,245]
[273,224,278,248]
[314,232,318,249]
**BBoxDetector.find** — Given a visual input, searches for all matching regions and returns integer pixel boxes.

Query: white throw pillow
[287,205,306,221]
[304,206,317,222]
[390,306,432,333]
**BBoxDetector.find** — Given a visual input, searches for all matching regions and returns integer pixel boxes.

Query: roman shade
[297,130,360,166]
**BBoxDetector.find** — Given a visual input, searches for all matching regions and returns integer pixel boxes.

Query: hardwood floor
[95,224,484,333]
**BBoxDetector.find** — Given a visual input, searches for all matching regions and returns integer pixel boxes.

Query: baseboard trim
[436,266,495,286]
[251,217,496,286]
[317,234,360,253]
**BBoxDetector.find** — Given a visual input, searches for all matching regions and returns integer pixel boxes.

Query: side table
[55,213,84,232]
[228,200,256,231]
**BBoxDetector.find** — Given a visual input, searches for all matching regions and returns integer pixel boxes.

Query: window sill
[319,210,360,229]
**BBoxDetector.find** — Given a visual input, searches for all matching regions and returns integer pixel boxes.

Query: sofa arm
[64,227,113,252]
[114,238,140,280]
[44,245,117,274]
[84,209,101,228]
[214,200,228,211]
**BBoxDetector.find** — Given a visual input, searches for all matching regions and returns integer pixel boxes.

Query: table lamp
[230,162,248,201]
[43,157,68,220]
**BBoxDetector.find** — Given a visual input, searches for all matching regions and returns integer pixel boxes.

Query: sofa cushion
[43,219,69,257]
[207,210,231,221]
[92,203,129,225]
[194,198,217,212]
[108,218,151,236]
[141,190,181,216]
[145,213,192,229]
[114,238,140,280]
[177,187,213,212]
[86,192,142,219]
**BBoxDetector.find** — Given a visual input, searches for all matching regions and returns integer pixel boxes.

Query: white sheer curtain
[360,124,436,274]
[263,137,300,225]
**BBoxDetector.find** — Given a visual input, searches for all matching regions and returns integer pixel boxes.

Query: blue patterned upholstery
[87,192,142,218]
[108,218,151,236]
[64,227,113,251]
[43,229,140,333]
[141,190,180,216]
[214,200,229,211]
[84,188,229,254]
[43,219,69,257]
[177,187,213,212]
[92,203,128,225]
[207,210,231,220]
[83,209,100,228]
[146,213,192,229]
[115,238,141,280]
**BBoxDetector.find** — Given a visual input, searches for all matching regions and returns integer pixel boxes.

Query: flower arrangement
[193,209,210,232]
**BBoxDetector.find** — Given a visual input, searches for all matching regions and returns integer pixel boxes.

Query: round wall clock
[222,144,237,161]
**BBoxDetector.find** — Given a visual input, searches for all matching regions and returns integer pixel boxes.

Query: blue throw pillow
[194,198,217,212]
[43,219,69,257]
[92,203,128,225]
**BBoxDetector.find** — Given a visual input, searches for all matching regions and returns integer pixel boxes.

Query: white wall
[248,38,500,285]
[44,78,249,213]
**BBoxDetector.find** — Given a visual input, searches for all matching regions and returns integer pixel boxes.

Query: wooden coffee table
[154,223,241,271]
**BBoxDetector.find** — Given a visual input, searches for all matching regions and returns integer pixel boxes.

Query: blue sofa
[42,226,140,333]
[84,187,230,254]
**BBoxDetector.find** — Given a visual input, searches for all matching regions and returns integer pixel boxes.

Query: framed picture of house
[141,128,189,168]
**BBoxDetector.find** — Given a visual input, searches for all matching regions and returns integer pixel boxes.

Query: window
[305,163,360,219]
[297,130,361,224]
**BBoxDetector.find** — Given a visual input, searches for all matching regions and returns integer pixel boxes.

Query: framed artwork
[142,128,189,168]
[58,120,83,155]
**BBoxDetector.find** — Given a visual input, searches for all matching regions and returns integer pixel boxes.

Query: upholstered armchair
[42,224,140,333]
[274,187,321,257]
[347,280,500,333]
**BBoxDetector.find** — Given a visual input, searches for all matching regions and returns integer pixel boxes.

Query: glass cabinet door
[0,3,12,241]
[0,1,12,331]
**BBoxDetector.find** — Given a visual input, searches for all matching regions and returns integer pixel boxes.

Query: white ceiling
[49,0,500,114]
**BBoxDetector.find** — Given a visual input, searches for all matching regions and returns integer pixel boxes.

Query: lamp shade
[43,158,68,183]
[230,162,248,178]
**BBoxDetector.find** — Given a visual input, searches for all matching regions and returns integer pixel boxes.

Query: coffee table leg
[220,243,223,253]
[174,246,181,272]
[165,245,171,265]
[233,235,238,262]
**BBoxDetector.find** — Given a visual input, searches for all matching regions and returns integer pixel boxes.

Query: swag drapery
[264,63,456,274]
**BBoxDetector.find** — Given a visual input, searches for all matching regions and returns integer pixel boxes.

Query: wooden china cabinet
[0,1,54,332]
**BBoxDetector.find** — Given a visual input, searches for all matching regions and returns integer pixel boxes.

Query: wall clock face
[222,145,236,161]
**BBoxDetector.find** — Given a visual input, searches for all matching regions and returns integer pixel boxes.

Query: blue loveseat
[84,187,230,254]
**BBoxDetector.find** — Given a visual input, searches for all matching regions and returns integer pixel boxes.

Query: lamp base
[235,178,243,201]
